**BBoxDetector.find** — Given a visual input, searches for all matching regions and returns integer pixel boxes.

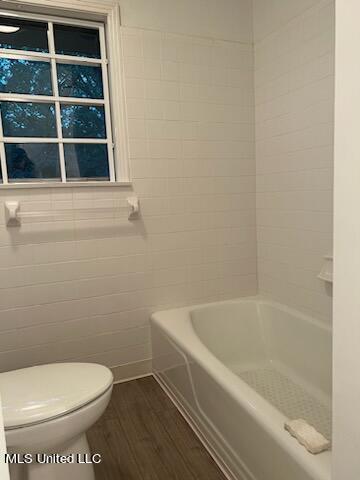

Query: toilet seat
[0,363,113,430]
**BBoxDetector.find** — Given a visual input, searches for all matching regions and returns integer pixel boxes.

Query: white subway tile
[0,21,259,373]
[254,0,334,324]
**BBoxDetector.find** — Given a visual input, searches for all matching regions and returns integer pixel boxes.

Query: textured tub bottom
[231,366,331,442]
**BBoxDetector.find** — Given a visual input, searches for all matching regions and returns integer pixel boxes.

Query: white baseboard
[111,359,152,384]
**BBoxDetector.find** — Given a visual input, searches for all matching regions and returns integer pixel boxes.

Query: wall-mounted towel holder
[5,196,140,226]
[318,255,333,283]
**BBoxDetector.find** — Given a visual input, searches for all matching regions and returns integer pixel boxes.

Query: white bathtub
[151,297,331,480]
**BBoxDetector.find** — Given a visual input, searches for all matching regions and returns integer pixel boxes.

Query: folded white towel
[284,418,330,454]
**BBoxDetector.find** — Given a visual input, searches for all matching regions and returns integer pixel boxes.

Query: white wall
[253,0,334,323]
[253,0,322,42]
[120,0,253,43]
[0,0,256,377]
[333,0,360,475]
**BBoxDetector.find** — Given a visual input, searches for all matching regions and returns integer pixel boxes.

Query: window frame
[0,0,130,188]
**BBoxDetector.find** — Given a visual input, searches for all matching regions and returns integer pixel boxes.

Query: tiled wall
[253,0,334,323]
[0,3,256,375]
[0,0,335,376]
[120,0,253,43]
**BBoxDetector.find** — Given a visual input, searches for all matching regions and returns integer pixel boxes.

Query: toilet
[0,363,113,480]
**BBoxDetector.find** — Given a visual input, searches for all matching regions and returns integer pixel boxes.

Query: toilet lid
[0,363,113,429]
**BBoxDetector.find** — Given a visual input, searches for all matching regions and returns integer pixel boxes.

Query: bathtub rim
[151,295,331,480]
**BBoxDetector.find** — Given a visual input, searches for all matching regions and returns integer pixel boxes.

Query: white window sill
[0,181,132,189]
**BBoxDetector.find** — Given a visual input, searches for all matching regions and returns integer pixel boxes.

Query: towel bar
[5,197,140,226]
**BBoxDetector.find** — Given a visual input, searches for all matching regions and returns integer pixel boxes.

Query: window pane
[54,24,100,59]
[0,58,52,95]
[5,143,61,181]
[1,102,57,137]
[64,144,109,180]
[0,17,48,53]
[61,104,106,138]
[57,63,103,98]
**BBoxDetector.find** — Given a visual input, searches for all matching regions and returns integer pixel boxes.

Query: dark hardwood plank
[112,380,195,480]
[88,377,227,480]
[137,379,225,480]
[134,375,176,413]
[100,387,121,421]
[88,418,143,480]
[160,407,225,480]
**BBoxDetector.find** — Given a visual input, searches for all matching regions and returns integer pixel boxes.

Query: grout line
[0,305,152,333]
[0,273,258,314]
[0,336,150,357]
[121,24,253,47]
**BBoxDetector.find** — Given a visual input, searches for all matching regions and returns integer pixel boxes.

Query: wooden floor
[87,376,227,480]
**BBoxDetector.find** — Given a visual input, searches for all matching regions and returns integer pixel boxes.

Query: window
[0,11,118,185]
